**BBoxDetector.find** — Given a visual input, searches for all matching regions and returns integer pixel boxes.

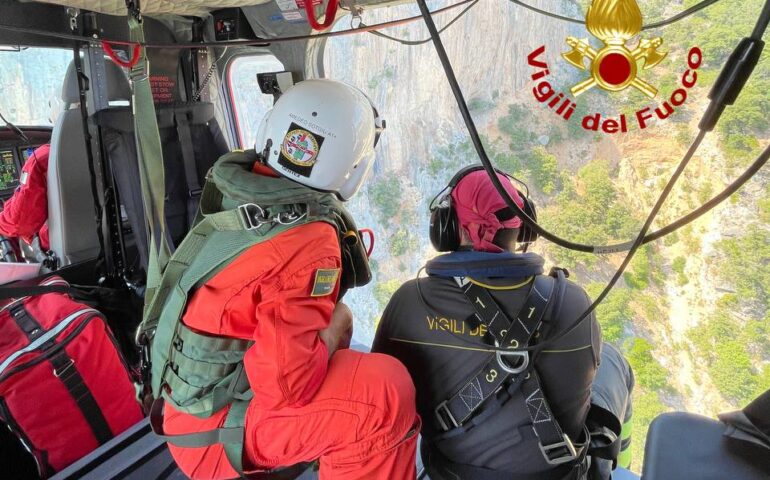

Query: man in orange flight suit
[162,80,419,479]
[0,144,50,251]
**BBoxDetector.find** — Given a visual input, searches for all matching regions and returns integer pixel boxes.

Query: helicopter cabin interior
[0,0,768,479]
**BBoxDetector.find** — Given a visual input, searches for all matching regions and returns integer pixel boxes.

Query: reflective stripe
[621,417,633,440]
[0,308,98,375]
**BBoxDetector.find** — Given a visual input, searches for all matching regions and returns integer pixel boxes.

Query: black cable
[753,0,770,39]
[415,131,708,353]
[0,111,30,143]
[365,0,479,46]
[509,0,722,30]
[644,142,769,244]
[415,0,770,255]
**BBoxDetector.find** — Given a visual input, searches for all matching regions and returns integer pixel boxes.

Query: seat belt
[434,271,584,467]
[124,3,174,311]
[174,109,202,230]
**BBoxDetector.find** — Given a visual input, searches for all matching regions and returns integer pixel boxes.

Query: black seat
[49,418,315,480]
[641,412,770,480]
[93,101,228,271]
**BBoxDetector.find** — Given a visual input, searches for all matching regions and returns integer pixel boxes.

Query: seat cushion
[642,412,770,480]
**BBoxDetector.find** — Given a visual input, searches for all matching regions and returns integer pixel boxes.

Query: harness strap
[149,397,245,448]
[423,440,587,480]
[126,12,173,312]
[521,369,579,466]
[174,110,202,230]
[585,403,622,463]
[434,275,554,430]
[50,348,114,445]
[436,271,584,467]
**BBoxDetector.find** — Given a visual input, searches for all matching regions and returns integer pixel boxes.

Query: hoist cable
[753,0,770,38]
[364,0,479,46]
[414,0,770,352]
[414,0,770,255]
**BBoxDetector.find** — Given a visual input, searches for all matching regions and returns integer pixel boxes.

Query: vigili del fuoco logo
[527,0,703,134]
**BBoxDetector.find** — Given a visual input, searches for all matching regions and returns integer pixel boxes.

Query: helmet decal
[278,122,325,178]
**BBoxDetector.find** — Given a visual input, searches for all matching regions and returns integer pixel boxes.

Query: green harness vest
[137,150,369,475]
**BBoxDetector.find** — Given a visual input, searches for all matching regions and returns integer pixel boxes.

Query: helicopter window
[323,0,770,470]
[0,47,71,126]
[228,54,285,148]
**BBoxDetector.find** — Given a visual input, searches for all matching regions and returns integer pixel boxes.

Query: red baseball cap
[450,170,524,252]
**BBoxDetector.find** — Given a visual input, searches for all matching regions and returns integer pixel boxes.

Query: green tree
[369,175,403,220]
[625,338,669,392]
[586,283,632,345]
[374,279,402,310]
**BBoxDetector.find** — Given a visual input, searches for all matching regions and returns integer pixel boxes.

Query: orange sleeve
[0,144,50,244]
[244,223,341,410]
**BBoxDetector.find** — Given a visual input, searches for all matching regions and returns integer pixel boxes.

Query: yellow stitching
[389,337,493,352]
[467,276,534,290]
[541,345,593,353]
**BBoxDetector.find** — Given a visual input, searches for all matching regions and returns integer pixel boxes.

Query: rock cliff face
[325,0,583,341]
[326,0,581,171]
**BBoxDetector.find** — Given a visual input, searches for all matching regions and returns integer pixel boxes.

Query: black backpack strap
[584,403,622,463]
[174,109,202,230]
[0,284,72,300]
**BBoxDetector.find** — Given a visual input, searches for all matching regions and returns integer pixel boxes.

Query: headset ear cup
[445,206,461,251]
[429,208,445,251]
[517,195,538,244]
[430,204,461,252]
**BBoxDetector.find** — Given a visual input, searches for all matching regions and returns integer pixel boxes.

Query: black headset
[429,165,538,252]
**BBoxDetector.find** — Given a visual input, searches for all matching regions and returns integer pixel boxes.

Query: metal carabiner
[239,203,269,230]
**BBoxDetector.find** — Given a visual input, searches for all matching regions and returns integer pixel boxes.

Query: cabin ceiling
[29,0,274,17]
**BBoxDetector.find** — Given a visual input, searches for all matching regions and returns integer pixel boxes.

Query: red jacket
[164,219,342,478]
[0,144,50,251]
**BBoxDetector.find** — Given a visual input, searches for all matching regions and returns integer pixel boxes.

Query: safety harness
[427,262,621,479]
[135,149,369,475]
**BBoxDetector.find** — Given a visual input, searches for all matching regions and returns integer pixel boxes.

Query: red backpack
[0,276,143,477]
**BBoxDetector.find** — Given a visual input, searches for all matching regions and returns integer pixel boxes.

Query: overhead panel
[29,0,274,17]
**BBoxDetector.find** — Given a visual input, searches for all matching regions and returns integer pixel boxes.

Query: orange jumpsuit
[163,167,419,480]
[0,144,50,251]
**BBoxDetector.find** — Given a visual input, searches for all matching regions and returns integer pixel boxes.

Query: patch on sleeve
[311,268,340,297]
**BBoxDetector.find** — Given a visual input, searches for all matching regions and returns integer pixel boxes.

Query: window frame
[225,51,286,149]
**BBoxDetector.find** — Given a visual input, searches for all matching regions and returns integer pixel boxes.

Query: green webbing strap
[127,14,173,309]
[223,400,249,474]
[150,397,246,451]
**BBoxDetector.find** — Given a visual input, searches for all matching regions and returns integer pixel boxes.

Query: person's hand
[319,302,353,356]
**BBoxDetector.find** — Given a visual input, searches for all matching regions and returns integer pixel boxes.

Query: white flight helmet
[255,79,384,200]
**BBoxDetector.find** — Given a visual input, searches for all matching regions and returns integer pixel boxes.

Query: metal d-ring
[495,340,529,375]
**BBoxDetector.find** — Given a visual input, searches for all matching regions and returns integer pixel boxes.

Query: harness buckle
[188,188,203,198]
[495,348,529,375]
[434,400,459,432]
[238,203,268,231]
[539,434,578,466]
[54,359,75,378]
